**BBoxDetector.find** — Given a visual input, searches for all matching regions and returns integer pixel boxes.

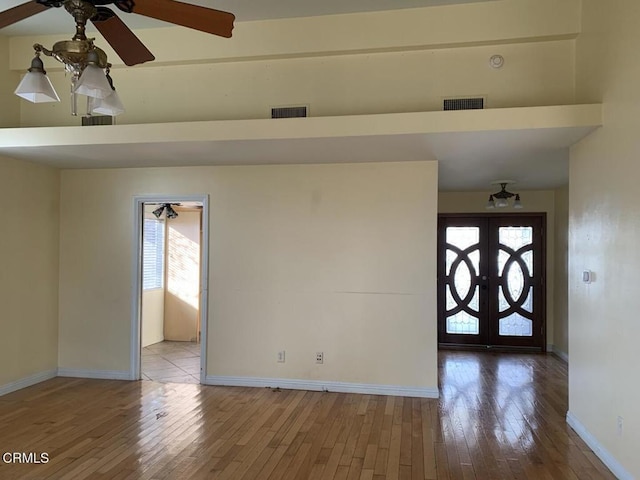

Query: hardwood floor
[0,351,616,479]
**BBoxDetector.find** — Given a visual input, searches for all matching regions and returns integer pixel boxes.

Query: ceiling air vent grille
[82,115,113,126]
[271,105,308,119]
[443,97,484,111]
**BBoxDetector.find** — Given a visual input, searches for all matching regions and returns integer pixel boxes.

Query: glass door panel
[445,227,480,335]
[488,217,543,348]
[438,218,489,345]
[496,226,533,336]
[438,215,545,350]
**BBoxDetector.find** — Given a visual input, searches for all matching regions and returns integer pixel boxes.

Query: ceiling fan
[0,1,235,67]
[1,1,235,116]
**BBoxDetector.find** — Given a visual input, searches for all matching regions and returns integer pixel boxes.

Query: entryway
[437,214,546,350]
[131,195,210,384]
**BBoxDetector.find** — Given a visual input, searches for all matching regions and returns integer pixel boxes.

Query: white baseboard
[205,375,439,398]
[566,411,633,480]
[547,344,569,363]
[0,369,58,397]
[57,368,131,381]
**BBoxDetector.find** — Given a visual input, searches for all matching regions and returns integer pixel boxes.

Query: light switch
[582,270,592,284]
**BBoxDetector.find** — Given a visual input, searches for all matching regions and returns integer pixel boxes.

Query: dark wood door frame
[437,212,547,352]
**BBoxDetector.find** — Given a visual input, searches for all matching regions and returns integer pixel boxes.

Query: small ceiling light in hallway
[485,180,523,209]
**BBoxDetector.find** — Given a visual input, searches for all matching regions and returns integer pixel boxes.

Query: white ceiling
[1,0,493,36]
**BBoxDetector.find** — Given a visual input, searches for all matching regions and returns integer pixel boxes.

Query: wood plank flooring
[0,351,616,479]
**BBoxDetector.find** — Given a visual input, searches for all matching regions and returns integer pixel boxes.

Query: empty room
[0,0,638,479]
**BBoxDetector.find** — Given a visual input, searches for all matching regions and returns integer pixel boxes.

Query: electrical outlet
[617,416,623,436]
[277,351,285,363]
[316,352,324,364]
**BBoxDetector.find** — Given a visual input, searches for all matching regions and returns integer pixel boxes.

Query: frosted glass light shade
[14,71,60,103]
[495,197,509,208]
[75,64,113,99]
[92,89,125,116]
[513,194,523,209]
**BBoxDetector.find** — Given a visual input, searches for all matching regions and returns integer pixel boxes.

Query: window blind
[143,218,165,290]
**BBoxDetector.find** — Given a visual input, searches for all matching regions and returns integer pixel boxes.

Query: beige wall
[141,289,164,348]
[8,0,578,127]
[18,40,576,127]
[59,162,438,391]
[141,207,165,347]
[164,209,201,342]
[569,0,640,477]
[0,36,18,127]
[0,156,59,387]
[553,186,568,358]
[438,190,557,348]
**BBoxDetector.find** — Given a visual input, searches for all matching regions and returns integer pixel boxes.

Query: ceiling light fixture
[485,180,523,209]
[4,0,236,121]
[152,203,180,219]
[152,205,165,219]
[13,0,124,117]
[165,205,179,219]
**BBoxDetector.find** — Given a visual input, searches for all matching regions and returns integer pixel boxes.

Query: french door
[437,214,545,350]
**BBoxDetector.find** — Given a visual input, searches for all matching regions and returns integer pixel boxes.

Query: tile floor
[141,341,201,384]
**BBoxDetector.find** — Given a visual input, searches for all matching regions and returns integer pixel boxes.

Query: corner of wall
[0,156,60,388]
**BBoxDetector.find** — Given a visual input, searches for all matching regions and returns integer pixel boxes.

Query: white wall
[58,162,438,393]
[0,156,59,389]
[438,190,557,348]
[569,0,640,477]
[8,0,579,127]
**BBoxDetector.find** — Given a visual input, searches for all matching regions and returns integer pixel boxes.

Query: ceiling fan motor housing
[33,0,111,74]
[47,41,108,71]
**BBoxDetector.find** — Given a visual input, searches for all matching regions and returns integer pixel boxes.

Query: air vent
[82,115,113,126]
[271,105,308,119]
[443,97,484,111]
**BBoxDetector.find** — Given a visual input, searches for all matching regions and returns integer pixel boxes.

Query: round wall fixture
[489,54,505,69]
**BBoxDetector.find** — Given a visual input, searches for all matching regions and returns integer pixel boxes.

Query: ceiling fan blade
[0,2,49,29]
[91,10,155,66]
[130,0,235,38]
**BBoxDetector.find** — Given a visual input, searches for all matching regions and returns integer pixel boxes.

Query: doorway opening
[437,213,546,351]
[130,195,209,383]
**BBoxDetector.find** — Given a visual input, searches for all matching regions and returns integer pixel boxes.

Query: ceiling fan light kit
[14,53,61,103]
[485,180,523,210]
[74,50,113,99]
[91,81,125,116]
[2,0,236,119]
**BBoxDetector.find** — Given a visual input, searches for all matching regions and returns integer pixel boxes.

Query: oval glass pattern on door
[497,226,534,336]
[444,227,481,335]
